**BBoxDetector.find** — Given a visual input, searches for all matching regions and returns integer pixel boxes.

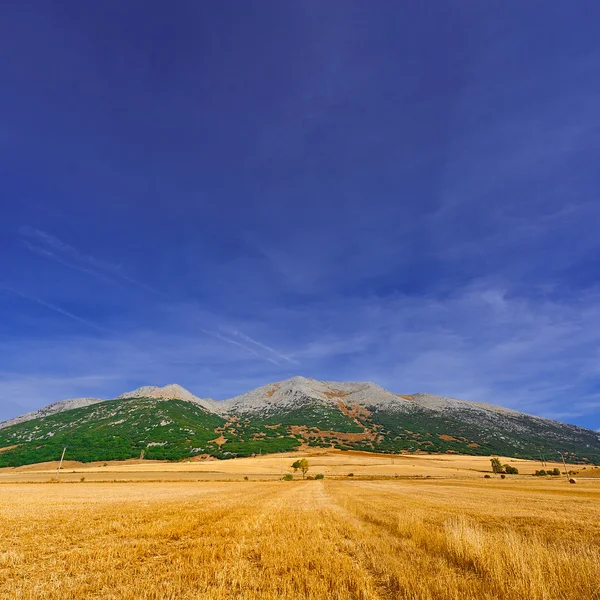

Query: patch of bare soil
[209,435,227,446]
[290,425,377,443]
[323,389,350,399]
[438,434,460,442]
[337,401,372,421]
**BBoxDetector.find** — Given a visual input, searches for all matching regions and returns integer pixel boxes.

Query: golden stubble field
[0,450,585,482]
[1,476,599,600]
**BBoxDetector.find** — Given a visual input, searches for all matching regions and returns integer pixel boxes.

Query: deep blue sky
[1,2,599,429]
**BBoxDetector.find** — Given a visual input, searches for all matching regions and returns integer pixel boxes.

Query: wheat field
[1,478,599,599]
[0,450,583,482]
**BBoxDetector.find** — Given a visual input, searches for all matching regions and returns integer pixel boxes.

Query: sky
[1,2,600,429]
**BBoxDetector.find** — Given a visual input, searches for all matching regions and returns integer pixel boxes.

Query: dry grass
[0,450,581,483]
[1,479,599,599]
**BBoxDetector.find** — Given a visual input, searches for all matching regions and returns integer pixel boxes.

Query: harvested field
[0,450,581,483]
[1,477,599,599]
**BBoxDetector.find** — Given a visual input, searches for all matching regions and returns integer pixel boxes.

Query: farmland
[1,456,599,599]
[0,449,587,482]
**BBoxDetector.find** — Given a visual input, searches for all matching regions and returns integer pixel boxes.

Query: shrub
[535,470,547,477]
[484,474,491,479]
[490,457,504,474]
[504,465,519,475]
[306,475,315,480]
[551,468,561,476]
[283,474,293,481]
[244,476,249,481]
[315,473,324,480]
[500,474,506,479]
[348,473,354,477]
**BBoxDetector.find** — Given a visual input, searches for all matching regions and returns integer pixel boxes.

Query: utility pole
[558,451,569,481]
[56,447,67,480]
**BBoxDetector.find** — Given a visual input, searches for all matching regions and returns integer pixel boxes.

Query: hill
[0,377,598,467]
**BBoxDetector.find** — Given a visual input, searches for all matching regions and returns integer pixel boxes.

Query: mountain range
[1,377,599,467]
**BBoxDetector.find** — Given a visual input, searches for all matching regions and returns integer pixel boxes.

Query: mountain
[218,377,399,414]
[117,384,217,412]
[0,397,226,465]
[0,397,106,429]
[0,376,598,467]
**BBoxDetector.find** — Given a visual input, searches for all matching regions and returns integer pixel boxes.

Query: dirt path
[209,481,387,600]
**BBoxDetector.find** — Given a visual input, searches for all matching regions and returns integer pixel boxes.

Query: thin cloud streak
[233,330,299,365]
[0,284,113,334]
[19,230,297,370]
[201,329,280,366]
[19,227,170,299]
[21,241,126,289]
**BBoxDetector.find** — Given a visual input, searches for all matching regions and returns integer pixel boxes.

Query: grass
[0,478,598,599]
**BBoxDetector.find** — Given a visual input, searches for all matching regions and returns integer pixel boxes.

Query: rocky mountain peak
[117,384,216,412]
[217,376,407,414]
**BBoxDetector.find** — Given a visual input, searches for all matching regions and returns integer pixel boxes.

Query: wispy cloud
[201,329,279,366]
[2,279,600,427]
[0,284,113,334]
[20,240,125,289]
[232,330,298,365]
[19,227,169,299]
[16,228,298,373]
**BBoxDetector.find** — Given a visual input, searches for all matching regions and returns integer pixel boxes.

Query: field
[1,454,599,599]
[0,449,588,482]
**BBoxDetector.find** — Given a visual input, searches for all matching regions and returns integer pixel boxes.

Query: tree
[490,457,504,474]
[292,458,309,479]
[504,464,519,475]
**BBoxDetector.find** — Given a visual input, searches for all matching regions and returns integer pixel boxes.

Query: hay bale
[569,478,577,484]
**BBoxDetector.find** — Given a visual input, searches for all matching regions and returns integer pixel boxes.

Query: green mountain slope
[1,378,599,467]
[0,397,226,466]
[345,405,600,462]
